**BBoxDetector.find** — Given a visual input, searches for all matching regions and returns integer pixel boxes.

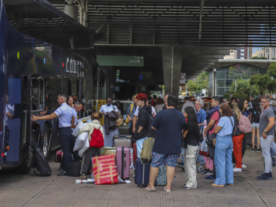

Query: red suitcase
[133,142,137,164]
[55,150,63,162]
[116,147,130,180]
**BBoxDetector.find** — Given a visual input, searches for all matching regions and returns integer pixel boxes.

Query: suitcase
[133,142,137,164]
[55,149,63,162]
[116,147,130,180]
[113,134,132,140]
[134,158,150,187]
[154,165,167,186]
[114,138,132,148]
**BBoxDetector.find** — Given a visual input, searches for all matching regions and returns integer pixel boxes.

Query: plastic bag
[73,132,88,152]
[78,136,89,157]
[72,122,86,137]
[201,139,209,152]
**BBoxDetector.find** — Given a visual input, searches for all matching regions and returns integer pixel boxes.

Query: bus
[0,0,99,173]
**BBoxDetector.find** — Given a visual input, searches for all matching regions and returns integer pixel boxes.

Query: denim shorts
[252,122,259,129]
[151,152,179,168]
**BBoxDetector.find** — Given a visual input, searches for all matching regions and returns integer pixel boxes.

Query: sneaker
[257,173,273,180]
[204,170,213,176]
[58,167,64,172]
[233,167,242,172]
[268,172,273,179]
[205,176,216,179]
[256,148,261,152]
[201,169,208,174]
[252,148,255,152]
[242,164,247,169]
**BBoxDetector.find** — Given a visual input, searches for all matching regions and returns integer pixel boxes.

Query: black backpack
[31,138,51,176]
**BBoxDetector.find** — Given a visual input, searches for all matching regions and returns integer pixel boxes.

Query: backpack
[140,137,155,164]
[147,113,156,138]
[31,138,51,176]
[238,113,252,133]
[90,128,104,148]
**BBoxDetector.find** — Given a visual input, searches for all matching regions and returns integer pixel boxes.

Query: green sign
[96,55,144,67]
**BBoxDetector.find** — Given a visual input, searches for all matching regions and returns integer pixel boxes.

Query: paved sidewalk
[0,148,274,207]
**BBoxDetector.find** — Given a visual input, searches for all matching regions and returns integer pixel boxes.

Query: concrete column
[162,46,182,96]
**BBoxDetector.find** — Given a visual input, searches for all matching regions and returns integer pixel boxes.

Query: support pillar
[162,46,182,96]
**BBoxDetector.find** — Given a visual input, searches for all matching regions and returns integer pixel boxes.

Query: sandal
[164,186,171,192]
[145,187,156,191]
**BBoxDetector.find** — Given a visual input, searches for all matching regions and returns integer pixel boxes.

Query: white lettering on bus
[66,57,84,78]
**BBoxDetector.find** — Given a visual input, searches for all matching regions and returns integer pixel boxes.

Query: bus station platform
[0,148,274,207]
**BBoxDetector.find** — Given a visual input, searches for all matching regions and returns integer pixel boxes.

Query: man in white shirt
[32,94,74,176]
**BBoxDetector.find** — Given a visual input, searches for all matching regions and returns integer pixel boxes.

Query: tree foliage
[268,62,276,79]
[187,71,209,94]
[251,57,268,59]
[230,79,258,95]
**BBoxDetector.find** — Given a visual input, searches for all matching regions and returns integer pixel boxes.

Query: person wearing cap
[133,93,152,158]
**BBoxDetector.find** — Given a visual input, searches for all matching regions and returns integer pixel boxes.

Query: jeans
[136,137,147,158]
[214,135,233,185]
[260,135,274,173]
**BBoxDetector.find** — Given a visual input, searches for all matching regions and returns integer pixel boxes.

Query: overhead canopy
[48,0,276,47]
[4,0,94,48]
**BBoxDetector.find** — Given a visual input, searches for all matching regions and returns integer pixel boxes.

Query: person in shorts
[251,103,261,152]
[146,95,188,192]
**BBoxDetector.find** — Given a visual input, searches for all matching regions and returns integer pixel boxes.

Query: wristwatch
[264,130,267,134]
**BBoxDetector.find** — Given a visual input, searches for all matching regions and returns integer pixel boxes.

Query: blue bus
[0,0,97,173]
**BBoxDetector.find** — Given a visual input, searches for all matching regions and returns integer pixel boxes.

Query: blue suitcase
[134,158,150,188]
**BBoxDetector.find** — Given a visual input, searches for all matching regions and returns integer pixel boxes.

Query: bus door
[4,76,23,164]
[30,77,45,145]
[20,75,31,166]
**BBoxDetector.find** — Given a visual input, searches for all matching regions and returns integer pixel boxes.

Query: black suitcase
[31,138,51,176]
[66,161,81,177]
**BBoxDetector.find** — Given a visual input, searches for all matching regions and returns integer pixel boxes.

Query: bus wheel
[41,126,50,158]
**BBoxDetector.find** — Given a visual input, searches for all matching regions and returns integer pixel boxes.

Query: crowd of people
[31,92,275,188]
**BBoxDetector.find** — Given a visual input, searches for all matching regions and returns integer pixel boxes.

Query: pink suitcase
[114,138,132,148]
[116,147,130,180]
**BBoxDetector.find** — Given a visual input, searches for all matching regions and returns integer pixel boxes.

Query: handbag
[206,133,216,148]
[211,117,234,147]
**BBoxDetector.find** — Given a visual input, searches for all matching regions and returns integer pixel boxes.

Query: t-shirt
[208,111,220,135]
[217,116,234,136]
[54,103,74,128]
[259,107,275,136]
[99,104,118,118]
[252,109,261,123]
[152,109,186,155]
[134,106,140,116]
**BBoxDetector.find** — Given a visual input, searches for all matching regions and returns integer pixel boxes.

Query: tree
[230,79,258,96]
[268,62,276,79]
[250,74,271,95]
[186,80,197,93]
[251,57,268,60]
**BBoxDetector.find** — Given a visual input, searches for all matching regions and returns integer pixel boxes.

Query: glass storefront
[216,64,267,96]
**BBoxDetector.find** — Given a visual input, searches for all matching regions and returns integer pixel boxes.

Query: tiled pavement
[0,148,274,207]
